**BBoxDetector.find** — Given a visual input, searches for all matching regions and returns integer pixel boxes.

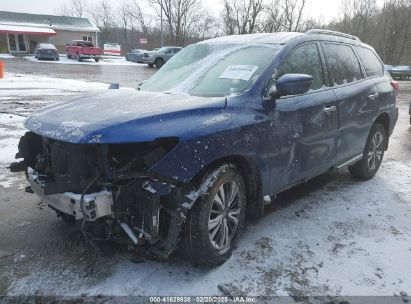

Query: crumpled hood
[25,89,226,143]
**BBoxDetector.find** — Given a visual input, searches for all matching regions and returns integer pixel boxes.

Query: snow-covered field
[24,55,145,66]
[0,74,410,298]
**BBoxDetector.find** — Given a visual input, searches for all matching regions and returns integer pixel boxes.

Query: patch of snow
[0,53,13,59]
[0,114,26,163]
[0,73,109,91]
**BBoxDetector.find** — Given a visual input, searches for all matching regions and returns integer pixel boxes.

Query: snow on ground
[0,54,14,59]
[0,73,110,92]
[0,73,111,188]
[4,160,411,297]
[24,55,146,66]
[0,114,26,188]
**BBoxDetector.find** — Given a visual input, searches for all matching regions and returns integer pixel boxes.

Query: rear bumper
[38,53,59,59]
[28,168,113,221]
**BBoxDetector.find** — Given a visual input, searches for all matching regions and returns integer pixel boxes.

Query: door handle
[323,105,337,113]
[368,93,379,100]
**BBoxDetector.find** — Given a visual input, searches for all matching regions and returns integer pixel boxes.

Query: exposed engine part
[11,131,196,259]
[119,222,140,245]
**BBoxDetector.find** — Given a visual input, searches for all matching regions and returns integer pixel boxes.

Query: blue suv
[11,30,399,266]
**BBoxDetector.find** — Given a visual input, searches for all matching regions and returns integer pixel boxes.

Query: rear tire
[349,123,386,180]
[181,164,246,267]
[94,58,100,62]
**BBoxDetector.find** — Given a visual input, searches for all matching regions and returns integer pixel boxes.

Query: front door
[266,42,338,193]
[7,34,28,53]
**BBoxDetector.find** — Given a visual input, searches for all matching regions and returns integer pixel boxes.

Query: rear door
[321,43,379,164]
[353,46,395,124]
[268,42,339,191]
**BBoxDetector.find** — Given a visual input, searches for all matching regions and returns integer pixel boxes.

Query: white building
[0,11,100,54]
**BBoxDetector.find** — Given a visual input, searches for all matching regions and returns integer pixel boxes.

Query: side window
[322,43,363,85]
[354,46,384,77]
[277,43,325,90]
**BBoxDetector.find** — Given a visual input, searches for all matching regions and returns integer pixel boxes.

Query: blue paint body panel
[24,32,399,198]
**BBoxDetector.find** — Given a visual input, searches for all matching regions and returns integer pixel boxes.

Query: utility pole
[160,0,164,47]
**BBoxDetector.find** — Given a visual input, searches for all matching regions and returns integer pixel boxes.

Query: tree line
[58,0,411,65]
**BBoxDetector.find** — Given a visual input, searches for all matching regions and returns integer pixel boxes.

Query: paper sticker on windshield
[219,65,259,81]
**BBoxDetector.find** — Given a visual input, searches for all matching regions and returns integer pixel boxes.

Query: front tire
[155,58,164,69]
[349,123,386,180]
[182,164,246,266]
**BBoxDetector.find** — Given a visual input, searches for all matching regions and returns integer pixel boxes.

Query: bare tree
[278,0,307,31]
[378,0,411,64]
[337,0,377,38]
[59,0,87,18]
[151,0,205,45]
[262,1,284,33]
[128,0,151,36]
[89,0,116,45]
[222,0,265,35]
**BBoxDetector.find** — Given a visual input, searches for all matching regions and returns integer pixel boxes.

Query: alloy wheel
[208,180,241,250]
[368,131,384,171]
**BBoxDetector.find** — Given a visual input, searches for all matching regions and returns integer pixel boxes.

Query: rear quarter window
[323,43,363,85]
[354,46,384,77]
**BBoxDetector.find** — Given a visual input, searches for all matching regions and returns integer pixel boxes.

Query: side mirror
[269,74,313,100]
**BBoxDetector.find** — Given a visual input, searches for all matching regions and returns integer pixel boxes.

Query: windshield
[140,43,278,97]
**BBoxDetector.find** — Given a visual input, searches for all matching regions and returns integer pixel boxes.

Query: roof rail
[305,29,361,42]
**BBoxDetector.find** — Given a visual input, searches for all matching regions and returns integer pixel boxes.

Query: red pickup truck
[66,40,103,62]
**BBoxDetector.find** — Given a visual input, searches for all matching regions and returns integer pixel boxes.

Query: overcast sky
[0,0,384,24]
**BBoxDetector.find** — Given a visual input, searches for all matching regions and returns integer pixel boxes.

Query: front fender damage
[11,131,204,259]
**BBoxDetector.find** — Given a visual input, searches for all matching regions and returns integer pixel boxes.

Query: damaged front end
[10,132,199,258]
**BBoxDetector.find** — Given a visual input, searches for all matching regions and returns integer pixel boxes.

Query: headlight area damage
[10,132,199,259]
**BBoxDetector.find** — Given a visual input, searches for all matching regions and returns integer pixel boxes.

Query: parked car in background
[11,30,398,266]
[385,65,411,80]
[34,43,59,61]
[66,40,103,62]
[143,46,182,68]
[125,49,146,63]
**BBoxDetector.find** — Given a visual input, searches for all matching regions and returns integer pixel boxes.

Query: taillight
[390,80,399,94]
